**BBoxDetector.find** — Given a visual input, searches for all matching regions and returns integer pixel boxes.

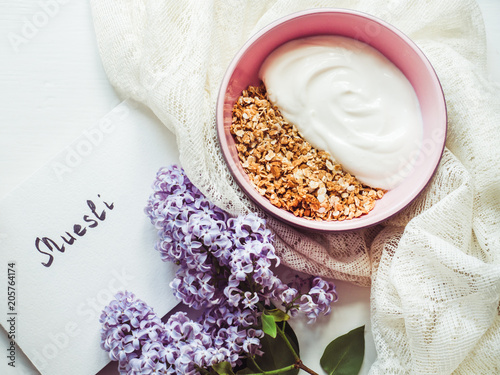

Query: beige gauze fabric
[90,0,500,373]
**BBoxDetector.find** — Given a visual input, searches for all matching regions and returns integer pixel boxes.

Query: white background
[0,1,499,374]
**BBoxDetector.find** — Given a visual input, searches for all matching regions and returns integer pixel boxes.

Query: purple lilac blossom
[100,165,338,374]
[100,292,216,375]
[274,276,338,324]
[299,277,338,323]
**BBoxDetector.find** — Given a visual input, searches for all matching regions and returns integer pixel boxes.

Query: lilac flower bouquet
[100,165,342,375]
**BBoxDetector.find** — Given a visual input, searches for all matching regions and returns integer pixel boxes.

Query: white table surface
[1,1,499,374]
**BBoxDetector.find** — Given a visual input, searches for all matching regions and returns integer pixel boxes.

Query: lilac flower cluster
[145,165,282,314]
[275,276,338,324]
[101,165,337,374]
[100,291,214,374]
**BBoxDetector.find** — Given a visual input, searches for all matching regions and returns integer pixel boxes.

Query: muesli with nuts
[231,84,384,221]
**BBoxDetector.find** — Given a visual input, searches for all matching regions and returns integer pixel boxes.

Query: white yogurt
[259,35,423,190]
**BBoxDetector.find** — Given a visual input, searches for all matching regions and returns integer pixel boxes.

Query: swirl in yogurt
[259,35,423,190]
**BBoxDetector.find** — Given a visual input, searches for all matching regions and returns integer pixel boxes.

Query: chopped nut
[270,165,281,179]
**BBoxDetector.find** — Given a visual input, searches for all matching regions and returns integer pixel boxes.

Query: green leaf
[248,322,299,375]
[261,313,277,338]
[212,361,236,375]
[283,321,300,357]
[266,309,290,322]
[320,325,365,375]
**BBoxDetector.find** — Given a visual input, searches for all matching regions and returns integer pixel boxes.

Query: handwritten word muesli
[35,194,114,267]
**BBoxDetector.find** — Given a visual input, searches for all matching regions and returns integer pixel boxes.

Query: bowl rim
[216,8,447,232]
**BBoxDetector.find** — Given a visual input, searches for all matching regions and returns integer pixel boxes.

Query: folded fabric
[90,0,500,373]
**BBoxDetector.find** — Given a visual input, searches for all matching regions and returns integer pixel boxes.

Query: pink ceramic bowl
[216,8,447,231]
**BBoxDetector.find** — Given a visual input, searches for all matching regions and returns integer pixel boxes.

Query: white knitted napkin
[90,0,500,373]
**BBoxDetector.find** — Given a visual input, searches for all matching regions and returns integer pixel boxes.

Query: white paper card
[0,100,180,375]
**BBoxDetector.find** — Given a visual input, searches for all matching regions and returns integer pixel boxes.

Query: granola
[231,84,385,221]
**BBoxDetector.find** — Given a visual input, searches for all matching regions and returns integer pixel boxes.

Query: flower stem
[276,324,299,360]
[243,360,319,375]
[275,324,319,375]
[250,356,265,372]
[242,364,296,375]
[255,307,317,375]
[295,360,319,375]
